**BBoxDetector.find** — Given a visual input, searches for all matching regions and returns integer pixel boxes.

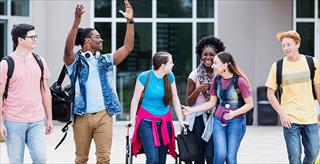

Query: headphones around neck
[81,51,100,59]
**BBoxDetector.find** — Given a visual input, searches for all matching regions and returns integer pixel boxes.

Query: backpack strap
[136,71,151,115]
[276,58,283,88]
[2,56,14,100]
[54,121,72,150]
[213,75,222,91]
[275,58,284,101]
[232,75,243,104]
[232,75,240,92]
[276,56,316,100]
[305,55,316,99]
[55,59,81,150]
[56,66,67,85]
[32,53,44,91]
[232,75,254,125]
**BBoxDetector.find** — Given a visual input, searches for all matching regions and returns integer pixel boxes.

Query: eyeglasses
[25,35,38,40]
[89,35,102,40]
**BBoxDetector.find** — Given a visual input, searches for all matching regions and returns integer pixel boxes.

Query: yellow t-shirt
[265,55,320,124]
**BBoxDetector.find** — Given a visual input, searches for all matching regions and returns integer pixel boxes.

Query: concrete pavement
[1,123,290,164]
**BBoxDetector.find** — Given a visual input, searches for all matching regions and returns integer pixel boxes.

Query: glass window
[0,21,6,59]
[94,0,111,17]
[117,0,151,18]
[157,23,192,120]
[157,0,192,18]
[296,0,314,18]
[197,0,214,18]
[297,23,314,57]
[197,23,214,65]
[11,0,29,16]
[197,23,214,41]
[157,23,192,118]
[0,0,6,15]
[116,23,152,121]
[94,22,111,54]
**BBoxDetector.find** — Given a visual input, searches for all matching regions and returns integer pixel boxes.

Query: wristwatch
[128,19,134,24]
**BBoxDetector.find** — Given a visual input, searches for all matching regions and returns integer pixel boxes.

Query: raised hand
[119,0,134,21]
[74,4,85,26]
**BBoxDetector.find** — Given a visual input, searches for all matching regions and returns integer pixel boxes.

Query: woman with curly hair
[185,36,249,164]
[184,36,224,164]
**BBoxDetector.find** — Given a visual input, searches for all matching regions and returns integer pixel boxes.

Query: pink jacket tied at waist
[131,107,176,159]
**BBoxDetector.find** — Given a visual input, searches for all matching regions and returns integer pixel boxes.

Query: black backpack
[214,75,254,125]
[276,55,316,102]
[2,53,44,100]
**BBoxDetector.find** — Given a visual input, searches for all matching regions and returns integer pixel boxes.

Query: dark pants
[138,120,173,164]
[185,115,213,164]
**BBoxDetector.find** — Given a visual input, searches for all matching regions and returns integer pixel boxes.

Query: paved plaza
[1,123,292,164]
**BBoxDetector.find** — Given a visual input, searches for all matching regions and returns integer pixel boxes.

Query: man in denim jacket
[63,1,134,163]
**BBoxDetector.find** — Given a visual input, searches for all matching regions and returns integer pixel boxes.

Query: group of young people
[0,0,319,164]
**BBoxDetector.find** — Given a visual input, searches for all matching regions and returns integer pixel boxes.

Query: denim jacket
[68,51,121,116]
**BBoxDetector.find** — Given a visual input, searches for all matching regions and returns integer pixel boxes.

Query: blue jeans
[185,115,213,164]
[283,123,319,164]
[213,116,246,164]
[138,120,172,164]
[4,120,46,164]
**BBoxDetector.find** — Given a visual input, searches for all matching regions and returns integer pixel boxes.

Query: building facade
[0,0,319,123]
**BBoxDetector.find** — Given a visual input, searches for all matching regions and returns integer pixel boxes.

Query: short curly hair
[195,35,225,59]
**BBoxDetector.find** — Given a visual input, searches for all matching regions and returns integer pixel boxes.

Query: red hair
[276,30,301,44]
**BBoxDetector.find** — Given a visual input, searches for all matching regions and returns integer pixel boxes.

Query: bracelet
[127,19,134,24]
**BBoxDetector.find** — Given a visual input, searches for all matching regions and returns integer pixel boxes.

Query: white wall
[218,0,292,124]
[32,0,92,84]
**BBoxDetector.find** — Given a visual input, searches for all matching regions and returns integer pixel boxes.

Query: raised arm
[64,4,85,65]
[113,0,134,65]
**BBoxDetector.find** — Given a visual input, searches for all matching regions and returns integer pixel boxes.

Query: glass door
[0,20,6,58]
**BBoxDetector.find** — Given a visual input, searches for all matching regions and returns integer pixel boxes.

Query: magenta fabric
[131,107,176,159]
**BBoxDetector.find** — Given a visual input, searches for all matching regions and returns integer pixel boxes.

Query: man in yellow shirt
[265,30,320,164]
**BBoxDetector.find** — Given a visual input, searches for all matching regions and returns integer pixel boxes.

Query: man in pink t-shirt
[0,24,53,164]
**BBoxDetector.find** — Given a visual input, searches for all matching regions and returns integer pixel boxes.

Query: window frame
[0,0,32,57]
[93,0,217,123]
[293,0,319,59]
